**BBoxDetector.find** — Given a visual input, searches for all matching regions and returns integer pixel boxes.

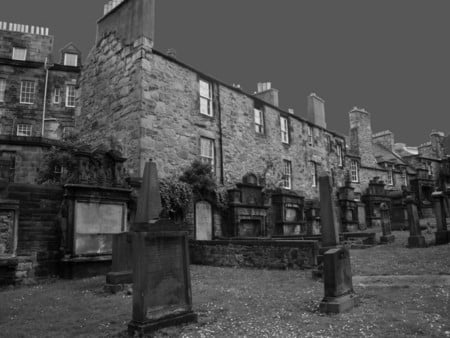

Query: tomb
[337,179,358,232]
[379,202,395,243]
[271,190,305,235]
[387,188,409,230]
[406,196,426,248]
[127,160,196,335]
[362,177,389,228]
[304,199,320,235]
[226,174,269,237]
[410,168,434,218]
[432,191,450,245]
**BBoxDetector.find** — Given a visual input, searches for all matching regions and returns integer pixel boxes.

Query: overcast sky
[2,0,449,146]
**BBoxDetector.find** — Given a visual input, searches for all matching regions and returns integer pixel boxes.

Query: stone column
[432,191,450,245]
[406,196,426,248]
[319,175,340,248]
[379,202,395,243]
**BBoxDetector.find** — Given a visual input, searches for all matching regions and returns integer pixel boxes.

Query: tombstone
[127,161,197,335]
[405,196,426,248]
[195,201,213,240]
[337,179,358,232]
[379,202,395,243]
[432,191,450,245]
[318,174,355,313]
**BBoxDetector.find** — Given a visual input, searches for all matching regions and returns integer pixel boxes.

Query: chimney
[288,108,294,115]
[307,93,326,128]
[372,130,395,152]
[349,107,378,167]
[97,0,155,47]
[429,130,445,158]
[254,82,279,107]
[166,48,177,58]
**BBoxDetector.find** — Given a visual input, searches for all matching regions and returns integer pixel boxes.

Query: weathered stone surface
[406,196,426,248]
[319,175,339,247]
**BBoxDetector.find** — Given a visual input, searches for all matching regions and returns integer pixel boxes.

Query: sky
[1,0,449,146]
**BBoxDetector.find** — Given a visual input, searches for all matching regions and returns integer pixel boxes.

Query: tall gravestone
[318,174,355,313]
[127,161,197,335]
[405,196,426,248]
[379,202,395,243]
[432,192,450,245]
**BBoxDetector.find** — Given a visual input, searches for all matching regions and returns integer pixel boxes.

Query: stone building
[0,21,81,183]
[78,0,348,199]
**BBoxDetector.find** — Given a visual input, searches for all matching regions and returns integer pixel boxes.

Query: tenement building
[0,21,81,183]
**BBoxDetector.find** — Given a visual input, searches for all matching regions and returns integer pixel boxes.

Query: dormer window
[12,47,27,61]
[64,53,78,67]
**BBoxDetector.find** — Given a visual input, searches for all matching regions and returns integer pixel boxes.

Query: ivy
[159,177,193,219]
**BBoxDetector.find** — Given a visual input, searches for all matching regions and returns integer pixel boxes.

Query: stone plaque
[74,201,126,255]
[195,201,212,240]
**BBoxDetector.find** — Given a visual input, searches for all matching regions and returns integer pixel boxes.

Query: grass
[1,230,449,337]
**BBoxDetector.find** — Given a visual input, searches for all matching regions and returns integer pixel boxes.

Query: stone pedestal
[319,247,355,314]
[406,196,426,248]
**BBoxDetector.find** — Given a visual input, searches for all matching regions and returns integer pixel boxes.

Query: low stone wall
[189,239,319,270]
[0,255,35,286]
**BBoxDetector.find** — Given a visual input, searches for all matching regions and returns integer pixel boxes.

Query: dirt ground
[1,230,449,338]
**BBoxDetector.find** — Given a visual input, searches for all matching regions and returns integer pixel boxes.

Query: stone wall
[190,239,319,269]
[0,29,53,62]
[349,108,378,167]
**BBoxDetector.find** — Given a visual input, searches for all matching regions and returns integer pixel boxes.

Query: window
[427,162,433,177]
[326,134,332,152]
[200,137,215,170]
[280,116,289,144]
[350,160,359,183]
[336,143,343,167]
[307,125,313,145]
[0,79,5,102]
[254,108,264,134]
[402,168,408,186]
[65,84,76,107]
[12,47,27,61]
[199,79,213,116]
[282,160,292,189]
[53,87,61,104]
[17,124,32,137]
[312,162,318,187]
[385,164,394,185]
[20,80,35,104]
[64,53,78,67]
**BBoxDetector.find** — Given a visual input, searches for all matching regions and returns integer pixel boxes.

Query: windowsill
[199,113,214,118]
[65,105,76,108]
[19,102,34,105]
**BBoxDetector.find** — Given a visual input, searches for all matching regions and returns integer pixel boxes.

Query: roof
[373,143,407,166]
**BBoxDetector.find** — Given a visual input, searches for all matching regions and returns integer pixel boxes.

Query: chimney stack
[254,82,279,107]
[372,130,395,152]
[307,93,326,128]
[97,0,155,47]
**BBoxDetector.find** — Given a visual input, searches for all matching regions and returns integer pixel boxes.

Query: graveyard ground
[1,230,450,338]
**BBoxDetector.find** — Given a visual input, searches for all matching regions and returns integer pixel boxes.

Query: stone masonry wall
[78,33,145,176]
[349,109,378,167]
[0,30,53,62]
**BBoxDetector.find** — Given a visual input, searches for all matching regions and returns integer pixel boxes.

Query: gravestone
[127,161,197,335]
[379,202,395,243]
[405,196,426,248]
[318,174,355,313]
[432,192,450,245]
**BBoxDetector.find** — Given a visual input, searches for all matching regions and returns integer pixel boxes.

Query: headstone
[432,191,450,245]
[379,202,395,243]
[127,161,197,335]
[405,196,426,248]
[319,175,339,248]
[319,247,356,313]
[318,174,355,313]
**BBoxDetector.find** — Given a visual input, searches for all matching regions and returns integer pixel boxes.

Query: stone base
[435,231,450,245]
[105,270,132,284]
[380,234,395,244]
[59,255,112,279]
[128,311,197,336]
[407,235,426,248]
[319,293,356,314]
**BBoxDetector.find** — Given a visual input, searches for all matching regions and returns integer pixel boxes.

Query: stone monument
[127,161,197,335]
[318,174,355,313]
[432,191,450,245]
[379,202,395,243]
[405,196,426,248]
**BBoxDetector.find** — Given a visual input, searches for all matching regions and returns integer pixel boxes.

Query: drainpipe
[217,85,224,185]
[41,57,50,137]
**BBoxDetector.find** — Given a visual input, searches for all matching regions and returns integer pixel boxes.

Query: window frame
[336,143,343,167]
[53,87,61,104]
[199,79,213,117]
[19,80,36,104]
[16,124,32,137]
[0,78,6,102]
[200,137,215,171]
[307,125,313,145]
[282,159,292,190]
[280,116,289,144]
[254,108,264,134]
[63,53,78,67]
[65,84,76,107]
[350,160,360,183]
[12,47,27,61]
[311,161,318,187]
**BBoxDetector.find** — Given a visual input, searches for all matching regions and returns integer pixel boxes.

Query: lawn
[1,230,449,338]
